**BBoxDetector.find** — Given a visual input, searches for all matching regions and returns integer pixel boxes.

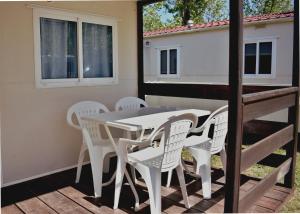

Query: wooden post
[137,1,145,100]
[284,0,299,188]
[224,0,244,212]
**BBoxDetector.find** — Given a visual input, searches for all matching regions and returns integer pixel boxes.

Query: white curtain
[40,18,75,79]
[82,22,113,78]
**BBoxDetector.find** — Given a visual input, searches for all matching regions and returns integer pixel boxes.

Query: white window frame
[33,8,118,88]
[243,37,277,79]
[156,46,181,78]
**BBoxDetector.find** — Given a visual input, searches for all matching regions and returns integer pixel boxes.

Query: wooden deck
[1,163,293,213]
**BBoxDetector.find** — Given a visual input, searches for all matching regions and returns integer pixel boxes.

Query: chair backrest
[115,97,148,111]
[67,101,109,144]
[204,106,228,154]
[148,113,198,172]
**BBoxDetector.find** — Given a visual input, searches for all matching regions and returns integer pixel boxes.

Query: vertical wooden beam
[137,1,145,100]
[224,0,244,212]
[284,0,299,188]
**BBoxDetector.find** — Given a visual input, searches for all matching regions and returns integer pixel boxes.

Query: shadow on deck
[1,162,293,213]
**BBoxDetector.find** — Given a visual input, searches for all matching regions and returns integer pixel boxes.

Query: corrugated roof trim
[144,11,294,37]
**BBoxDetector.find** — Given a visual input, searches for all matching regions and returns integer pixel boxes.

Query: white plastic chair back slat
[142,114,198,172]
[210,110,228,154]
[192,105,228,154]
[115,97,148,111]
[161,120,193,171]
[67,101,109,145]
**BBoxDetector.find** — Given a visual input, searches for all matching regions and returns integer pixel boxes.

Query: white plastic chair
[166,105,228,199]
[115,96,149,182]
[67,101,115,197]
[115,96,148,112]
[114,113,198,214]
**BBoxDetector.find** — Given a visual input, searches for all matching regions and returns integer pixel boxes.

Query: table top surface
[83,107,211,131]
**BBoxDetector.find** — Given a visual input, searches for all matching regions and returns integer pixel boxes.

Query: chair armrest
[184,135,211,148]
[119,138,151,147]
[68,123,81,131]
[190,119,214,139]
[66,114,81,131]
[118,138,152,162]
[189,124,205,134]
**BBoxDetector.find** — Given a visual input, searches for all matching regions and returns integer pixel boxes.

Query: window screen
[82,22,113,78]
[259,42,272,74]
[160,50,168,74]
[244,43,256,75]
[40,18,78,79]
[169,49,177,74]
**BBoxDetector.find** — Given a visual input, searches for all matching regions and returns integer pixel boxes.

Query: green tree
[143,2,166,32]
[244,0,293,16]
[204,0,228,22]
[164,0,227,26]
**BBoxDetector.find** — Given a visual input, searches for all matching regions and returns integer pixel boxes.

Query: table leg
[104,125,140,211]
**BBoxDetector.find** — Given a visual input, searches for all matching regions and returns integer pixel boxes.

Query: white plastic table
[82,107,211,210]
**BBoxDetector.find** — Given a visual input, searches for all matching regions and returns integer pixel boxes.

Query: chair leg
[166,170,172,187]
[190,149,212,199]
[75,143,86,183]
[143,168,161,214]
[136,166,161,214]
[193,158,198,174]
[130,166,138,184]
[103,154,111,174]
[89,150,104,198]
[195,161,201,175]
[199,160,211,199]
[175,164,190,209]
[220,148,227,175]
[113,157,126,209]
[126,131,137,184]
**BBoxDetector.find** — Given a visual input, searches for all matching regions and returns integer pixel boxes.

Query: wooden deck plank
[264,188,290,201]
[254,195,282,211]
[205,202,224,213]
[1,165,294,214]
[247,179,293,194]
[2,205,24,214]
[16,197,56,214]
[38,191,91,213]
[161,198,188,214]
[58,186,127,214]
[183,208,203,213]
[252,205,274,213]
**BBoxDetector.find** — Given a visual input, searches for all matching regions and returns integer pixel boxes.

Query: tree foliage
[143,2,166,32]
[244,0,293,16]
[164,0,227,25]
[143,0,293,32]
[143,0,227,31]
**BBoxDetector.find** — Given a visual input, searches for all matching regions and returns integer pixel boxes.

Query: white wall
[144,20,293,85]
[0,2,137,185]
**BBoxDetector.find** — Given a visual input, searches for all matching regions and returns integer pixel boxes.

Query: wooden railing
[241,125,294,171]
[243,87,298,122]
[237,87,299,212]
[239,158,292,212]
[142,83,287,101]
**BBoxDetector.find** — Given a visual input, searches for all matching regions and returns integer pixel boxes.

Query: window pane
[83,22,113,78]
[169,49,177,74]
[259,42,272,74]
[40,18,78,79]
[244,43,256,74]
[160,50,167,74]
